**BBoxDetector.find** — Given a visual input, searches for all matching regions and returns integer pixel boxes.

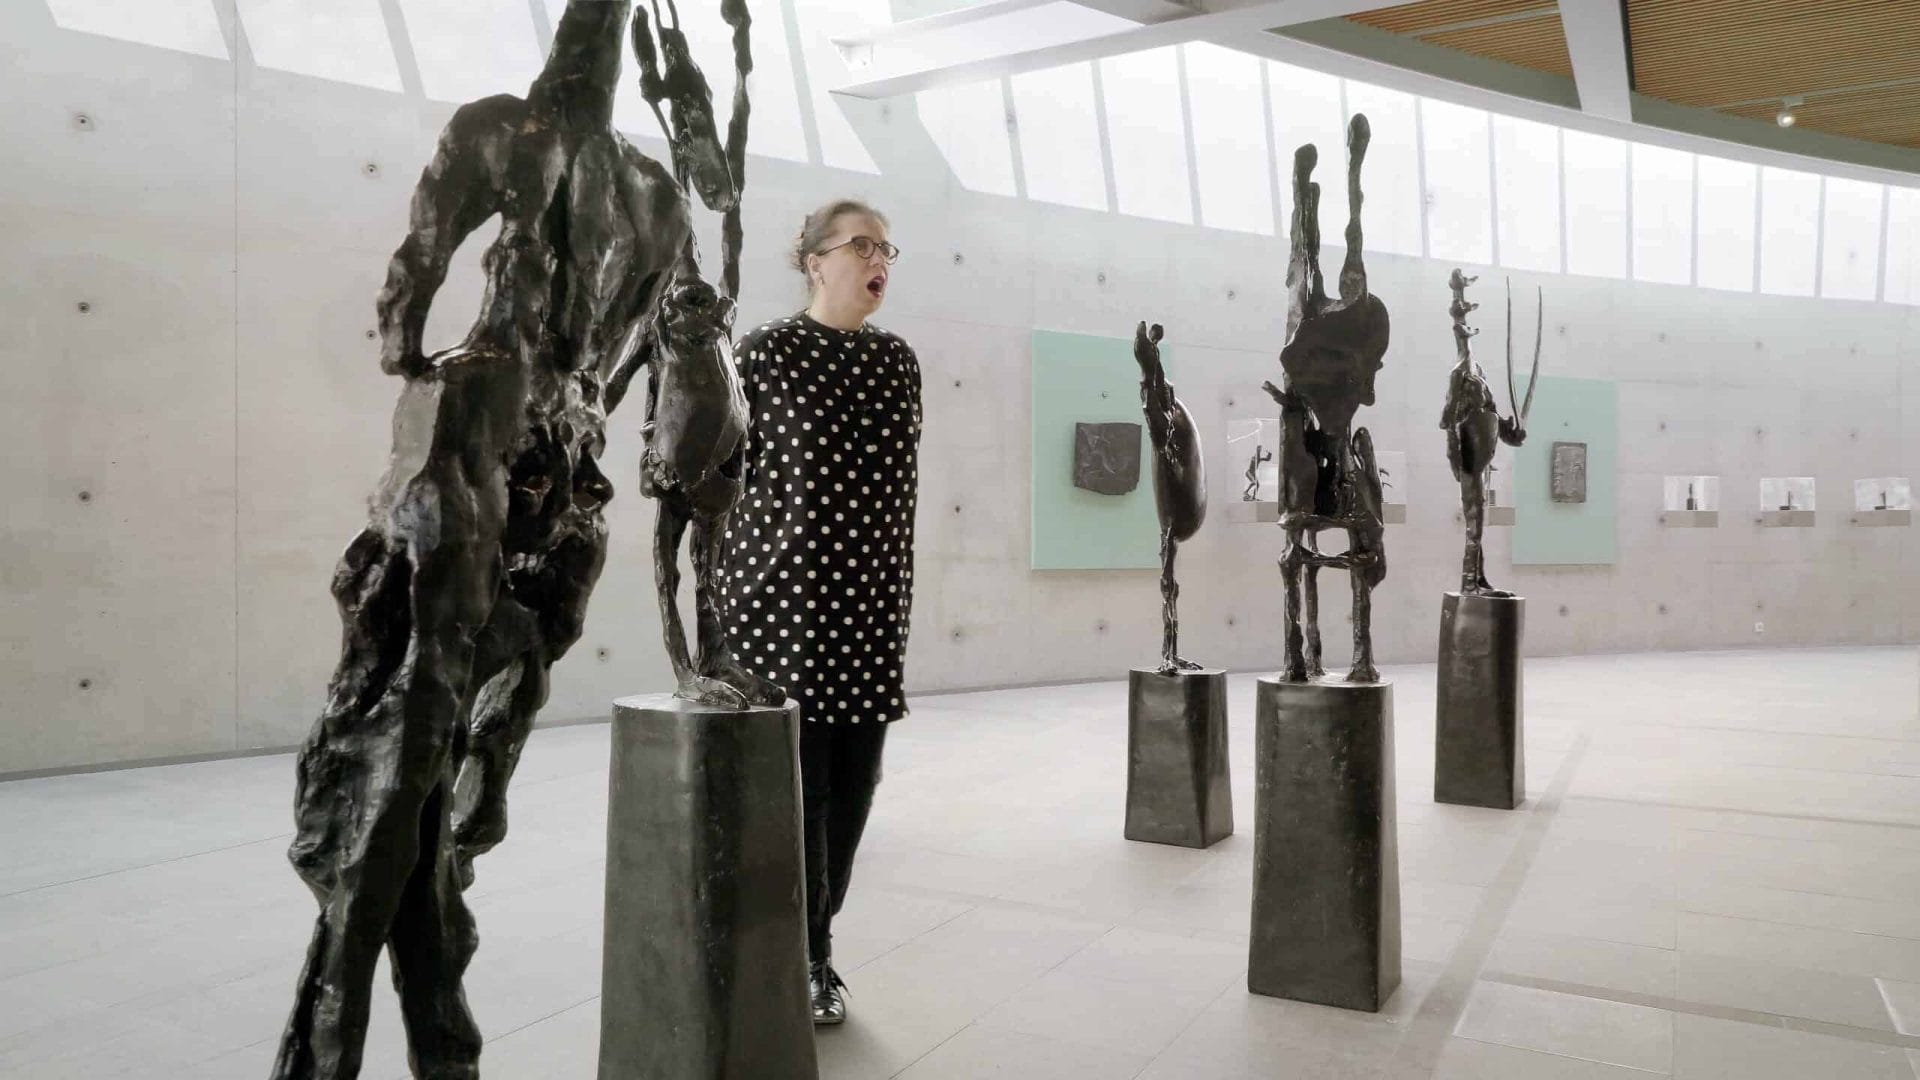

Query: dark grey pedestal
[1435,593,1525,810]
[598,695,817,1080]
[1249,677,1401,1012]
[1125,668,1233,849]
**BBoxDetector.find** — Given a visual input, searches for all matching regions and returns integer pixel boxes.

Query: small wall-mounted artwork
[1224,418,1280,523]
[1549,442,1588,503]
[1758,476,1816,527]
[1852,477,1911,526]
[1073,421,1143,495]
[1376,450,1407,525]
[1661,475,1719,527]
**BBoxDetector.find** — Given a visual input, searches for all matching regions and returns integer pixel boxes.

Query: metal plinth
[598,695,817,1080]
[1125,668,1233,849]
[1435,593,1526,810]
[1249,677,1400,1013]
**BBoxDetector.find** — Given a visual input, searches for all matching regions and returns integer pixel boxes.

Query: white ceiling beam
[829,0,1388,100]
[1557,0,1634,121]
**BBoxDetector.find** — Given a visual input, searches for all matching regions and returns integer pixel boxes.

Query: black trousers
[799,721,889,964]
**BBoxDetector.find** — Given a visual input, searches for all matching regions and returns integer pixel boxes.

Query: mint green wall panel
[1030,329,1166,570]
[1513,375,1617,565]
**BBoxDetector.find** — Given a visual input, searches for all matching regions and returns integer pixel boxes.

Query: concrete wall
[4,9,1916,774]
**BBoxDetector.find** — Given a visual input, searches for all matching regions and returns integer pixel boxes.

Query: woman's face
[807,213,892,319]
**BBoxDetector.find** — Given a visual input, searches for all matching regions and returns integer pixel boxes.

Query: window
[239,0,401,91]
[1758,166,1819,296]
[917,81,1016,196]
[1011,63,1107,211]
[1631,142,1692,284]
[1693,154,1756,291]
[1421,98,1493,265]
[1820,177,1883,300]
[399,0,543,105]
[1100,47,1192,224]
[1266,61,1346,244]
[1184,43,1271,235]
[46,0,227,58]
[1345,80,1421,256]
[1492,113,1561,272]
[1885,186,1920,306]
[1561,130,1627,278]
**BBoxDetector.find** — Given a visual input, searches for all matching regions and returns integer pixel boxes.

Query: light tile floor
[2,646,1918,1078]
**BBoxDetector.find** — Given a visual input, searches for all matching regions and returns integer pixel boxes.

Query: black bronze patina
[1440,271,1540,597]
[621,0,783,710]
[1133,323,1208,675]
[1243,443,1272,501]
[274,3,749,1076]
[1263,115,1390,684]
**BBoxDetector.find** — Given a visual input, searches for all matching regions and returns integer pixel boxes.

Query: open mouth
[866,274,886,298]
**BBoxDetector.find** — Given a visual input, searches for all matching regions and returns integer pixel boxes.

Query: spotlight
[1776,96,1803,127]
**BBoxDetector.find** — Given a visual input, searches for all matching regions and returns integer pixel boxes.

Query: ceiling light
[1776,96,1803,127]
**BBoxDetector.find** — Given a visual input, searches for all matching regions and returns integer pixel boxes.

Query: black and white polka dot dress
[722,312,922,724]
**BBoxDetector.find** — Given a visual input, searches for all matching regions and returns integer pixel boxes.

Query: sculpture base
[598,695,817,1080]
[1249,677,1400,1012]
[1757,509,1815,527]
[1851,509,1911,527]
[1125,668,1233,849]
[1435,593,1525,810]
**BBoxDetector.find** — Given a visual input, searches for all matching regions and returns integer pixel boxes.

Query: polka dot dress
[721,312,922,724]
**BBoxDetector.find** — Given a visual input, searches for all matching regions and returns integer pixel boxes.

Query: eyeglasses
[818,235,900,264]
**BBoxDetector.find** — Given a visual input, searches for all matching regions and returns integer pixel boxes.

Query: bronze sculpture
[274,3,747,1076]
[1263,115,1389,684]
[1134,322,1207,675]
[1243,443,1272,501]
[1439,271,1540,597]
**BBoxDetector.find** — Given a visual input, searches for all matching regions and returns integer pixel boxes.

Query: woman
[722,199,920,1026]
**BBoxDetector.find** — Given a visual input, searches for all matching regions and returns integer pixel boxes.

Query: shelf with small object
[1756,477,1815,527]
[1226,417,1280,524]
[1851,477,1911,527]
[1660,474,1719,528]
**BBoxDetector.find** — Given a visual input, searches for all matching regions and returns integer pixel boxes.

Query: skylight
[45,0,227,59]
[238,0,401,92]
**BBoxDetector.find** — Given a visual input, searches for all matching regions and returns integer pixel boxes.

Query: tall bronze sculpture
[274,3,746,1075]
[1263,115,1390,684]
[1124,324,1230,851]
[1133,322,1207,675]
[1440,270,1540,596]
[1249,114,1401,1014]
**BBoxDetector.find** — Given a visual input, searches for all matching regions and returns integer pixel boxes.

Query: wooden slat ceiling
[1344,0,1920,150]
[1628,0,1920,148]
[1347,1,1568,78]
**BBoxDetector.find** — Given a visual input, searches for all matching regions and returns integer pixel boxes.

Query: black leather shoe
[809,960,847,1026]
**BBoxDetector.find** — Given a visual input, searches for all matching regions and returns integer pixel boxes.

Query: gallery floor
[3,647,1919,1079]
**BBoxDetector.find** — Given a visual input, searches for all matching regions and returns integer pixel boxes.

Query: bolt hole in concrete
[949,628,962,641]
[951,379,961,388]
[363,162,380,177]
[1095,621,1107,634]
[71,111,92,130]
[1097,272,1107,284]
[77,490,92,503]
[77,678,92,690]
[596,648,610,662]
[76,300,91,314]
[1558,605,1569,616]
[952,252,963,265]
[1658,604,1668,615]
[952,505,961,514]
[365,329,376,340]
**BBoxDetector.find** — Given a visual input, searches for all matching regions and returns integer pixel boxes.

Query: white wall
[3,5,1916,774]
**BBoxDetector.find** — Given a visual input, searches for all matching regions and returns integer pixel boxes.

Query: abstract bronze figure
[1440,271,1540,597]
[1243,443,1272,501]
[1264,115,1390,684]
[449,0,751,882]
[1134,322,1207,674]
[275,3,747,1076]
